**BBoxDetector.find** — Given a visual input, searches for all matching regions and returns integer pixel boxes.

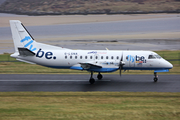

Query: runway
[0,74,179,92]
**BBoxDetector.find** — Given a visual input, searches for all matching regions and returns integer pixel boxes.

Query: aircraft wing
[79,62,102,70]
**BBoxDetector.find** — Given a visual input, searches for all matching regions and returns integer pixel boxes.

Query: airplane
[9,20,173,84]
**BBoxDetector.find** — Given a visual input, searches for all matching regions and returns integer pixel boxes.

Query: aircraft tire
[97,74,103,80]
[154,77,158,82]
[89,78,95,84]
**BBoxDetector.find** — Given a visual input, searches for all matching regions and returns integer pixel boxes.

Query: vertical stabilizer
[10,20,37,53]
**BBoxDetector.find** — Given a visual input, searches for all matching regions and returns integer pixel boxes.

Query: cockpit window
[154,54,162,59]
[148,54,162,59]
[148,55,156,59]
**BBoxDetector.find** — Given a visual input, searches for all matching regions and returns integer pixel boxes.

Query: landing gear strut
[97,72,103,80]
[154,72,158,82]
[89,71,95,84]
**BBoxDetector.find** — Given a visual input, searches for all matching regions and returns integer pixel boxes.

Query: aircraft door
[129,57,135,67]
[125,54,135,67]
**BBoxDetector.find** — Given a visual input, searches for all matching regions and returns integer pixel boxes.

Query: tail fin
[10,20,37,53]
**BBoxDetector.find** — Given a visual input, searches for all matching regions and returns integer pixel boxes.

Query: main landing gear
[89,71,95,84]
[89,72,103,84]
[154,72,158,82]
[97,72,103,80]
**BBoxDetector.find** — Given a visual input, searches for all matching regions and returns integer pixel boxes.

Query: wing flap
[79,62,102,70]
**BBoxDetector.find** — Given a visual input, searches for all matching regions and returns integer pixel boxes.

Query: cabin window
[75,56,77,59]
[96,56,98,59]
[148,55,156,59]
[85,56,87,59]
[117,56,119,59]
[106,56,108,59]
[70,56,72,59]
[101,56,103,59]
[90,56,93,59]
[65,56,67,59]
[111,56,114,59]
[80,56,82,59]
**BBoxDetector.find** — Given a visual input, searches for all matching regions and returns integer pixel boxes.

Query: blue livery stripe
[24,40,33,47]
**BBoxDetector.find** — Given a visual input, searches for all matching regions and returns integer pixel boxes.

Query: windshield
[154,54,162,59]
[148,55,156,59]
[148,54,162,59]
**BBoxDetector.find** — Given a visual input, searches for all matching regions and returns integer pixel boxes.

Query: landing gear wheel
[89,78,95,84]
[153,72,158,82]
[154,77,158,82]
[97,73,103,80]
[89,71,95,84]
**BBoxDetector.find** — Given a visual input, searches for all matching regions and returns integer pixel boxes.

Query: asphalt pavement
[0,74,179,92]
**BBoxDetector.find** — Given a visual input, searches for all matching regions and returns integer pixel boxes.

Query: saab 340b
[10,20,173,84]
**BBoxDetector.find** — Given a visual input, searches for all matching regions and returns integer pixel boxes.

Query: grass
[0,50,180,74]
[0,92,179,120]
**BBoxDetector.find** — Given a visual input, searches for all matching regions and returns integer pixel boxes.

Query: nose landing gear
[154,72,158,82]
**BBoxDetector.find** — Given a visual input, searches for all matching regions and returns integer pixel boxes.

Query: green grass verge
[0,92,179,120]
[0,50,180,74]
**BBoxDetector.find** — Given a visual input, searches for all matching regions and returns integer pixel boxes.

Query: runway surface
[0,74,179,92]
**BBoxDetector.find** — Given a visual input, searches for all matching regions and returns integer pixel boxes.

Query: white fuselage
[14,49,173,73]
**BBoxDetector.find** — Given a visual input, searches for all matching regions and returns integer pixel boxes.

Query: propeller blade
[119,66,121,76]
[120,54,123,62]
[119,53,123,77]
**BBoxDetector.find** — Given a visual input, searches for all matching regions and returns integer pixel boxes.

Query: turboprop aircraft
[10,20,173,84]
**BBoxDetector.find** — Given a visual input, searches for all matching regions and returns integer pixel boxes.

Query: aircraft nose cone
[166,61,173,69]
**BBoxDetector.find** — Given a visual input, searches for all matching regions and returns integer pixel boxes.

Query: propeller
[119,54,125,76]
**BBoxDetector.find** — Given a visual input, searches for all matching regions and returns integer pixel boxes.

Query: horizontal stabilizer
[16,58,36,64]
[18,48,35,56]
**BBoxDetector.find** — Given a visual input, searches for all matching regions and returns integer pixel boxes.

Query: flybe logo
[36,49,56,60]
[127,55,146,63]
[20,36,36,51]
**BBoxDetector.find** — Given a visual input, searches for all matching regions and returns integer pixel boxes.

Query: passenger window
[96,56,98,59]
[80,56,82,59]
[148,55,156,59]
[65,56,67,59]
[106,56,108,59]
[90,56,92,59]
[117,56,119,59]
[85,56,87,59]
[111,56,113,59]
[75,56,77,59]
[101,56,103,59]
[70,56,72,59]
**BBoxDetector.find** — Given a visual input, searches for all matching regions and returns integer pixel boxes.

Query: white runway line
[0,80,111,82]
